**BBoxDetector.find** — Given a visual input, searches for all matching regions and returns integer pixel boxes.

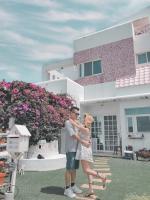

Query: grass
[14,158,150,200]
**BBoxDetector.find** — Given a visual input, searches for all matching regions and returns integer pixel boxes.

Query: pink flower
[18,82,24,87]
[22,103,29,111]
[4,83,11,89]
[24,89,31,95]
[12,88,19,94]
[48,105,55,113]
[29,83,37,89]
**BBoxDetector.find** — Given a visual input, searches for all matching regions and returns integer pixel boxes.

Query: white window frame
[126,114,150,134]
[79,59,103,77]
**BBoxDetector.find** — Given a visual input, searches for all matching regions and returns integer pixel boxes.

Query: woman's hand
[81,139,91,148]
[69,119,80,127]
[69,118,89,134]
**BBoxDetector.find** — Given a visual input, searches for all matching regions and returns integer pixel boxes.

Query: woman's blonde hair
[84,113,94,128]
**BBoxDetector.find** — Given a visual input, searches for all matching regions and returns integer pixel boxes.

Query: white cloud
[70,0,150,6]
[42,10,105,22]
[26,64,41,72]
[70,0,105,5]
[0,8,16,27]
[0,64,21,80]
[0,66,8,71]
[46,26,96,43]
[14,0,61,8]
[124,0,150,15]
[27,43,73,61]
[2,31,36,45]
[6,71,21,80]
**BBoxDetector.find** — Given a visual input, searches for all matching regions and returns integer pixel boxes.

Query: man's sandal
[97,171,106,188]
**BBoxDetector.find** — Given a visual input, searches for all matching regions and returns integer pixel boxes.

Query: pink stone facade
[74,38,136,86]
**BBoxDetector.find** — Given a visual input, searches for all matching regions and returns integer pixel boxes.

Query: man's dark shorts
[66,152,79,170]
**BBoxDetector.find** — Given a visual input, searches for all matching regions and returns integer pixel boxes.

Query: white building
[40,7,150,155]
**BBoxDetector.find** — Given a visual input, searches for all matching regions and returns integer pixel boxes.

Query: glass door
[91,116,104,153]
[104,115,118,151]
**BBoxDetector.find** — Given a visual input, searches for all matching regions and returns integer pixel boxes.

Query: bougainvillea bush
[0,80,74,145]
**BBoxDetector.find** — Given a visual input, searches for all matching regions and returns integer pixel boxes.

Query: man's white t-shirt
[65,120,78,153]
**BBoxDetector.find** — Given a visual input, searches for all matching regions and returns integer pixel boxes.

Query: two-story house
[39,7,150,155]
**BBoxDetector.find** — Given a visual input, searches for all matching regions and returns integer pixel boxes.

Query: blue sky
[0,0,150,83]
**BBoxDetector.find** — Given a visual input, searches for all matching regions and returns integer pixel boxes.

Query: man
[64,106,90,198]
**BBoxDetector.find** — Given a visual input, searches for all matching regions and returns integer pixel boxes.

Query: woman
[70,113,106,197]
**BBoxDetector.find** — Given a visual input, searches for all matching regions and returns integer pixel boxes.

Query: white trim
[81,92,150,104]
[37,77,84,89]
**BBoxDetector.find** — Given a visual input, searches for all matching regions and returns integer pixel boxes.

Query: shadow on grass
[41,187,102,200]
[41,186,64,196]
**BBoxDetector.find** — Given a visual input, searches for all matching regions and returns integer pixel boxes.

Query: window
[93,60,102,74]
[137,51,150,64]
[79,64,82,77]
[147,52,150,62]
[79,60,102,77]
[125,107,150,133]
[138,53,147,64]
[127,117,133,132]
[84,62,92,76]
[125,107,150,115]
[137,116,150,132]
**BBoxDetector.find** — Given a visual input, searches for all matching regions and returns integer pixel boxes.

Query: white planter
[27,140,59,159]
[19,139,66,171]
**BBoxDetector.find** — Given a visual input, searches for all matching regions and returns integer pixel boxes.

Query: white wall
[66,78,84,105]
[84,81,150,101]
[42,58,76,81]
[61,65,79,80]
[37,79,67,94]
[48,66,79,81]
[84,82,116,100]
[37,78,84,106]
[80,98,150,154]
[74,23,133,52]
[120,99,150,153]
[48,70,64,80]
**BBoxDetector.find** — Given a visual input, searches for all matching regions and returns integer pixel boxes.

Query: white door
[92,115,119,152]
[104,115,119,151]
[91,116,104,153]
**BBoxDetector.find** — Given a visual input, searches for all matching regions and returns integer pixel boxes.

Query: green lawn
[14,158,150,200]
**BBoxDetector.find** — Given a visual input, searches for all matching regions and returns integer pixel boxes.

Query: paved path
[76,157,112,200]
